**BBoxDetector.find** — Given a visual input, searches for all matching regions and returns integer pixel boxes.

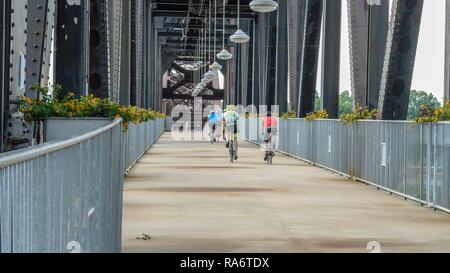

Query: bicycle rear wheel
[229,141,234,163]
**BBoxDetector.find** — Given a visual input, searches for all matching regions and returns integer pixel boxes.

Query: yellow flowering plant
[281,111,297,120]
[340,106,377,124]
[305,110,329,121]
[415,102,450,124]
[18,84,166,129]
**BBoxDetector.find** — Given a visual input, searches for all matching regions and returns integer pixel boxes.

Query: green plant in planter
[18,84,166,130]
[305,110,329,121]
[340,106,377,124]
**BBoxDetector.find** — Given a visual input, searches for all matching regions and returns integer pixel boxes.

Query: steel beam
[109,0,123,104]
[287,0,306,113]
[25,0,49,98]
[378,0,424,120]
[348,0,389,109]
[40,0,56,89]
[7,1,29,149]
[265,11,278,109]
[130,0,144,107]
[275,0,289,114]
[367,0,389,110]
[247,20,255,106]
[252,18,259,108]
[55,0,89,98]
[152,11,255,19]
[347,0,369,107]
[298,0,323,117]
[321,0,341,118]
[89,0,110,99]
[0,1,3,152]
[256,13,268,107]
[235,44,241,105]
[0,0,10,152]
[143,0,150,109]
[120,0,131,106]
[445,0,450,102]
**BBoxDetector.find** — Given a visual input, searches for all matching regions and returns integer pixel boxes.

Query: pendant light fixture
[204,0,216,81]
[230,0,250,44]
[249,0,278,13]
[217,0,232,60]
[210,0,222,71]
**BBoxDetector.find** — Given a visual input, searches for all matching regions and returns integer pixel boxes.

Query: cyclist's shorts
[225,123,238,135]
[210,123,216,132]
[263,127,277,143]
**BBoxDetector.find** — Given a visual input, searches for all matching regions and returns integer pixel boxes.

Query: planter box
[165,116,173,131]
[44,117,114,142]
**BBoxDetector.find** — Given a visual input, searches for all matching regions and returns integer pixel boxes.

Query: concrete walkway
[122,133,450,253]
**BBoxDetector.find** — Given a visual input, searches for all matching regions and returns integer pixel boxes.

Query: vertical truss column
[147,15,154,109]
[130,0,144,107]
[378,0,424,120]
[347,0,369,107]
[265,11,278,109]
[40,0,56,89]
[229,46,237,105]
[275,0,289,114]
[7,1,29,149]
[240,20,250,106]
[367,0,389,110]
[156,42,163,112]
[445,0,450,102]
[235,45,241,105]
[321,0,341,118]
[287,0,306,113]
[25,0,48,98]
[257,14,268,107]
[119,0,131,106]
[252,18,259,108]
[109,0,123,104]
[298,0,323,117]
[56,0,89,98]
[348,0,388,109]
[141,0,150,109]
[89,0,110,99]
[247,20,255,107]
[0,0,10,152]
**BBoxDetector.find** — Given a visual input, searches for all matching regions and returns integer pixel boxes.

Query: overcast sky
[332,0,446,102]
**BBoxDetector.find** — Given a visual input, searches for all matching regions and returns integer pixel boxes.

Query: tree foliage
[407,90,441,120]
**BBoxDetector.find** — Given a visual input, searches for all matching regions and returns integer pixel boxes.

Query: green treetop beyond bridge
[0,0,449,253]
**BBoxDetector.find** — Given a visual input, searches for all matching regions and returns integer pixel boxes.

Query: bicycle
[208,123,218,144]
[228,139,235,163]
[263,127,276,165]
[265,138,274,165]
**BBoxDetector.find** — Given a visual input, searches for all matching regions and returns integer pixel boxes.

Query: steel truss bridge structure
[1,0,450,254]
[1,0,450,151]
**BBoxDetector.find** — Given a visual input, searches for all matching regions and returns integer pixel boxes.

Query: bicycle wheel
[229,141,234,163]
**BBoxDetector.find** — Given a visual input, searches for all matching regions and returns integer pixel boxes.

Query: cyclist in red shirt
[261,111,278,161]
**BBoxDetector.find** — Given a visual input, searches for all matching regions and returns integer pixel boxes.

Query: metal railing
[0,118,165,253]
[241,118,450,212]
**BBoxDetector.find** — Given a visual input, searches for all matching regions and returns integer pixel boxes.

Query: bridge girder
[378,0,424,120]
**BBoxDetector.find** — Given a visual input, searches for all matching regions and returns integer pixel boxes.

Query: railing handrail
[0,118,122,169]
[268,118,450,125]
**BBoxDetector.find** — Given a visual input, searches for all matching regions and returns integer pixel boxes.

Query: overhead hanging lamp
[230,0,250,44]
[217,0,232,60]
[204,0,216,80]
[210,0,223,71]
[249,0,278,13]
[205,69,215,80]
